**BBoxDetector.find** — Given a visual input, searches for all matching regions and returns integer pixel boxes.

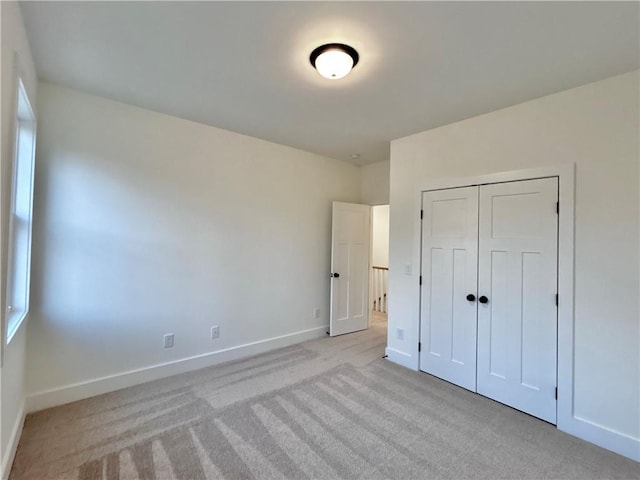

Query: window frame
[5,76,37,345]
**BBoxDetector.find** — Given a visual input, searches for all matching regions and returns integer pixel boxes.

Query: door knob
[466,294,476,302]
[331,273,340,278]
[478,296,489,304]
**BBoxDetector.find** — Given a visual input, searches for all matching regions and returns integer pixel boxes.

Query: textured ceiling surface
[21,1,640,165]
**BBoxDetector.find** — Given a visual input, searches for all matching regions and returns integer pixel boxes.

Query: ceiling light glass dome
[310,44,359,80]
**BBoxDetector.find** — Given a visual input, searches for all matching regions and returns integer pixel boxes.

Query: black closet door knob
[478,296,489,304]
[331,272,340,278]
[466,294,476,302]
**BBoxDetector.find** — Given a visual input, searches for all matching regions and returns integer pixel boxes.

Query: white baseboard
[1,401,25,480]
[26,325,328,413]
[559,415,640,462]
[385,347,417,370]
[22,327,640,465]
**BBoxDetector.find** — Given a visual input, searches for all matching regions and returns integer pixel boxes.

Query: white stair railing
[372,266,388,313]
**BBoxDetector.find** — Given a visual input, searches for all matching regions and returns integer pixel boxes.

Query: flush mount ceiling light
[310,43,359,80]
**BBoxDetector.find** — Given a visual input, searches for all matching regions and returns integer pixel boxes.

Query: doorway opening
[328,202,389,336]
[370,205,389,329]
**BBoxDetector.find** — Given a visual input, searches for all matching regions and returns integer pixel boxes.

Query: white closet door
[420,187,479,391]
[477,178,558,423]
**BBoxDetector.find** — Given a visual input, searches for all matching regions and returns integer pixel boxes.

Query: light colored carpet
[11,316,639,479]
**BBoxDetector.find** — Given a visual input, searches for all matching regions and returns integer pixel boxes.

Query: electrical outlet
[313,308,320,319]
[396,328,404,341]
[210,326,220,339]
[403,264,412,276]
[163,333,174,348]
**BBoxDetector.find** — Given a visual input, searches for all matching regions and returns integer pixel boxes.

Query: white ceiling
[21,1,640,165]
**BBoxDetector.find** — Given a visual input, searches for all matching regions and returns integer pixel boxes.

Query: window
[5,78,36,343]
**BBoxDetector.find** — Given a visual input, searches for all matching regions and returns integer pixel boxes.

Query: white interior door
[330,202,370,336]
[419,187,479,391]
[476,178,558,423]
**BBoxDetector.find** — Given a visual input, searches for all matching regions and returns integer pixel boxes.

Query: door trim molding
[413,163,576,436]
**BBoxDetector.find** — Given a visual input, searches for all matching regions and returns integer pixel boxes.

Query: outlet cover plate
[211,326,220,339]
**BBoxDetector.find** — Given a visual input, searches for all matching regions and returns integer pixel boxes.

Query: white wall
[26,83,361,407]
[360,160,390,206]
[387,71,639,460]
[371,205,389,268]
[0,2,37,477]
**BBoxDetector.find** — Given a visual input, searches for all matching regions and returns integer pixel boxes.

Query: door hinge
[419,275,422,286]
[420,209,424,220]
[555,294,558,306]
[556,201,559,214]
[418,342,421,352]
[555,387,558,400]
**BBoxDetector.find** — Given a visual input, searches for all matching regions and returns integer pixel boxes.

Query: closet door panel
[419,187,478,391]
[477,178,558,424]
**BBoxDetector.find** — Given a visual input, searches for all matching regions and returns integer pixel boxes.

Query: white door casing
[330,202,370,336]
[476,178,558,424]
[419,187,479,391]
[418,177,558,424]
